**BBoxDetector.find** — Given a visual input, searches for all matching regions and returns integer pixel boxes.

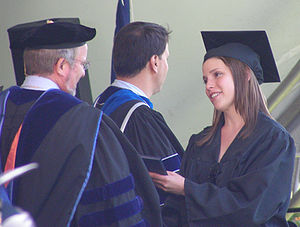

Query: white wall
[1,0,300,148]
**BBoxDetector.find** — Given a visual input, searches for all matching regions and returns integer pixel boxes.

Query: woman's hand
[149,171,185,196]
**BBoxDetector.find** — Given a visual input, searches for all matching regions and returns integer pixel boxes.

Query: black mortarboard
[201,31,280,84]
[8,19,96,49]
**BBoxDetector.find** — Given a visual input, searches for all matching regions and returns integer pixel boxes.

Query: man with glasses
[0,19,162,227]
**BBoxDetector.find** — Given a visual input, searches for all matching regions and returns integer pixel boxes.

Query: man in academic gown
[0,19,162,227]
[94,22,184,204]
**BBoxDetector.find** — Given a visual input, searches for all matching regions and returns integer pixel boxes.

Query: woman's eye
[203,77,207,84]
[215,72,222,77]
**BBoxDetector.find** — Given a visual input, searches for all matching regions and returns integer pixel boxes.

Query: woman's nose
[206,78,215,90]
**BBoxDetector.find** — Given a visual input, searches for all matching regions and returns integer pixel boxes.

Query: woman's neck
[223,109,245,131]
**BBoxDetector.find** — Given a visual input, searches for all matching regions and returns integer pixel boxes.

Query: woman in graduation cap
[150,31,296,226]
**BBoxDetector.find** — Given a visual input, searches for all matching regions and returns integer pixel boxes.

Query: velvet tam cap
[8,19,96,49]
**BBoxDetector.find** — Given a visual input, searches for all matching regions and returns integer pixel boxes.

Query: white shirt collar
[111,79,148,98]
[21,75,60,91]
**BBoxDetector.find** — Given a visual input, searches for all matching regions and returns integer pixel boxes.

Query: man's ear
[150,55,159,73]
[55,58,69,77]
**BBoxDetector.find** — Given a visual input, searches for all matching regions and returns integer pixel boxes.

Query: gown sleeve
[161,135,197,226]
[100,114,163,227]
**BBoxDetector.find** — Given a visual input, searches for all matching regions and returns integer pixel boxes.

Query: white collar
[21,75,60,91]
[112,79,148,98]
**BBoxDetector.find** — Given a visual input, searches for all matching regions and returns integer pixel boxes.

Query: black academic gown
[163,112,296,227]
[96,87,184,159]
[0,87,162,227]
[96,86,184,205]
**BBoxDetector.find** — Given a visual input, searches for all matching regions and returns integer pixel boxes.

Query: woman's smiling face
[202,57,235,113]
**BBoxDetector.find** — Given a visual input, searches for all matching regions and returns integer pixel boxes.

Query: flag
[111,0,130,83]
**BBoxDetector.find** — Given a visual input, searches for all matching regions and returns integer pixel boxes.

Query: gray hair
[23,47,78,76]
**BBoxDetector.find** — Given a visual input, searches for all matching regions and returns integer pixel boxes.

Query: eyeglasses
[74,59,90,70]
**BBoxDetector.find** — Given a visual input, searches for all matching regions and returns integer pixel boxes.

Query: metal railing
[267,60,300,221]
